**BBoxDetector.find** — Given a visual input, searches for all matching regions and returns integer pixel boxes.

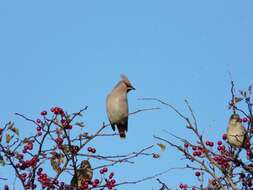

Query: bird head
[120,74,136,92]
[230,113,240,121]
[229,113,241,125]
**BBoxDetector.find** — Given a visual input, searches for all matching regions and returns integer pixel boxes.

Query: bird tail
[117,125,126,139]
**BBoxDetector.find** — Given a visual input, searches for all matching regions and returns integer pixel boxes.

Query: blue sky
[0,1,253,189]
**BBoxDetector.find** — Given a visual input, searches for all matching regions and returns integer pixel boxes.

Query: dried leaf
[50,154,64,173]
[7,122,14,129]
[75,122,85,128]
[23,138,30,143]
[249,85,252,95]
[6,134,12,143]
[244,91,247,97]
[7,122,19,136]
[157,143,166,152]
[51,158,60,173]
[0,155,5,166]
[234,97,243,104]
[11,127,19,136]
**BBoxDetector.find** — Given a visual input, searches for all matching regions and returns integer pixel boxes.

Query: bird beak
[131,86,136,90]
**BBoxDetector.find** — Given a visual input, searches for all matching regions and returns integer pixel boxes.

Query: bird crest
[120,74,134,89]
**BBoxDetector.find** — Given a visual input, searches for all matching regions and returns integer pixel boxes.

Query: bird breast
[107,93,128,123]
[227,123,246,147]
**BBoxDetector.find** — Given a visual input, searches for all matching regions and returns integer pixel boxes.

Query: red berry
[243,117,248,122]
[248,180,252,187]
[179,184,184,189]
[51,107,56,112]
[195,171,201,177]
[222,134,227,140]
[94,179,100,184]
[88,147,92,152]
[4,185,9,190]
[102,167,108,173]
[36,119,41,123]
[184,143,189,148]
[82,181,89,188]
[92,181,98,187]
[109,172,114,179]
[91,148,96,153]
[41,111,47,116]
[55,137,63,145]
[217,141,222,145]
[100,169,104,174]
[37,131,42,136]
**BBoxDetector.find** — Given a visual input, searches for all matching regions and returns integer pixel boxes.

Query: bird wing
[106,94,116,131]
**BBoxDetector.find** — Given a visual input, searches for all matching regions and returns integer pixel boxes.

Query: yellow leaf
[157,143,166,152]
[50,158,60,173]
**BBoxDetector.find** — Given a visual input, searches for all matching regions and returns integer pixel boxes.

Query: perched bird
[227,113,246,148]
[71,160,93,189]
[106,75,135,138]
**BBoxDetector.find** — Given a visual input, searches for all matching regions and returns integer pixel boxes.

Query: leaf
[6,134,12,143]
[11,127,19,136]
[75,122,85,128]
[249,85,252,95]
[7,122,14,129]
[50,157,61,173]
[157,143,166,152]
[234,97,243,103]
[7,122,19,136]
[23,138,30,143]
[0,155,5,166]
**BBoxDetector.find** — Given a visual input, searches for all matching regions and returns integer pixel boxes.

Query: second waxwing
[70,160,93,189]
[227,113,246,148]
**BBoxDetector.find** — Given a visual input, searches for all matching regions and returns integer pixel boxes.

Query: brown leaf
[0,155,5,166]
[75,122,85,128]
[50,157,61,173]
[6,134,12,143]
[11,127,19,136]
[249,85,252,95]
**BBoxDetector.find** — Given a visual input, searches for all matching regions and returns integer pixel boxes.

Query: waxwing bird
[227,113,246,148]
[106,75,135,138]
[71,160,93,189]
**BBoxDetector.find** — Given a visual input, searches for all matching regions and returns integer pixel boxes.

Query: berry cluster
[37,168,60,189]
[87,147,96,154]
